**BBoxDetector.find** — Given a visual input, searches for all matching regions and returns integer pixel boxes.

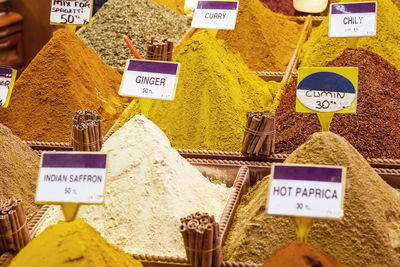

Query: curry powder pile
[300,0,400,70]
[8,219,143,267]
[216,0,302,71]
[0,29,129,142]
[116,30,278,151]
[223,132,400,266]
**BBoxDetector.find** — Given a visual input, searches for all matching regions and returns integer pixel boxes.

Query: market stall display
[0,0,399,266]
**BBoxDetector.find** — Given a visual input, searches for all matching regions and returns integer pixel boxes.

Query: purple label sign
[331,2,376,14]
[0,66,13,78]
[273,165,343,183]
[197,1,238,10]
[42,153,107,169]
[127,60,178,75]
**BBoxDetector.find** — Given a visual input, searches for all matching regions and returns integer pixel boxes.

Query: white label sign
[36,152,107,204]
[267,164,346,219]
[191,1,239,30]
[50,0,93,26]
[329,2,377,37]
[119,59,180,101]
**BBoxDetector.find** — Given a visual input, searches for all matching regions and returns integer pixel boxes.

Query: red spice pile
[261,0,297,16]
[263,243,343,267]
[275,49,400,159]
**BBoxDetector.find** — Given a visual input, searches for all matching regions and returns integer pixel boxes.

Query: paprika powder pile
[263,243,343,267]
[223,132,400,266]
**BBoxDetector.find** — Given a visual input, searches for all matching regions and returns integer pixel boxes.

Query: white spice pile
[36,115,231,257]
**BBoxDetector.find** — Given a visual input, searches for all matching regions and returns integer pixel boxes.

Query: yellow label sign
[296,67,358,114]
[0,66,17,108]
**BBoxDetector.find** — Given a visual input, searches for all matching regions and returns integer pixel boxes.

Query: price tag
[50,0,93,26]
[191,1,239,30]
[0,66,16,108]
[119,59,180,101]
[266,164,346,219]
[296,67,358,114]
[36,152,107,204]
[329,1,377,37]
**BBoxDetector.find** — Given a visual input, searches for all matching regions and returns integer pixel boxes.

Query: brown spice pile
[223,132,400,266]
[275,49,400,159]
[0,123,40,219]
[262,243,343,267]
[0,29,129,142]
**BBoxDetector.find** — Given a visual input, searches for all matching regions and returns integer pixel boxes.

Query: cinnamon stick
[246,116,262,156]
[83,126,90,151]
[202,223,214,267]
[0,214,14,251]
[9,210,24,251]
[187,220,198,265]
[211,222,222,267]
[15,200,30,245]
[179,223,191,263]
[195,226,204,267]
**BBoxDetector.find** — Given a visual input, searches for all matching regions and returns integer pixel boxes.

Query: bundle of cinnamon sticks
[71,110,102,152]
[241,111,275,156]
[0,198,30,253]
[179,212,222,267]
[145,37,173,61]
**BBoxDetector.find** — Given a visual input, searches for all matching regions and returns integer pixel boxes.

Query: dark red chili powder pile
[275,48,400,159]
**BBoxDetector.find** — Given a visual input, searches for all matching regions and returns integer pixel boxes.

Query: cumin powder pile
[216,0,302,71]
[0,123,39,219]
[0,29,128,142]
[223,132,400,266]
[275,49,400,159]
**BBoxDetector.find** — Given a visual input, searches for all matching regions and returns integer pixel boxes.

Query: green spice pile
[223,132,400,266]
[79,0,190,67]
[116,30,278,151]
